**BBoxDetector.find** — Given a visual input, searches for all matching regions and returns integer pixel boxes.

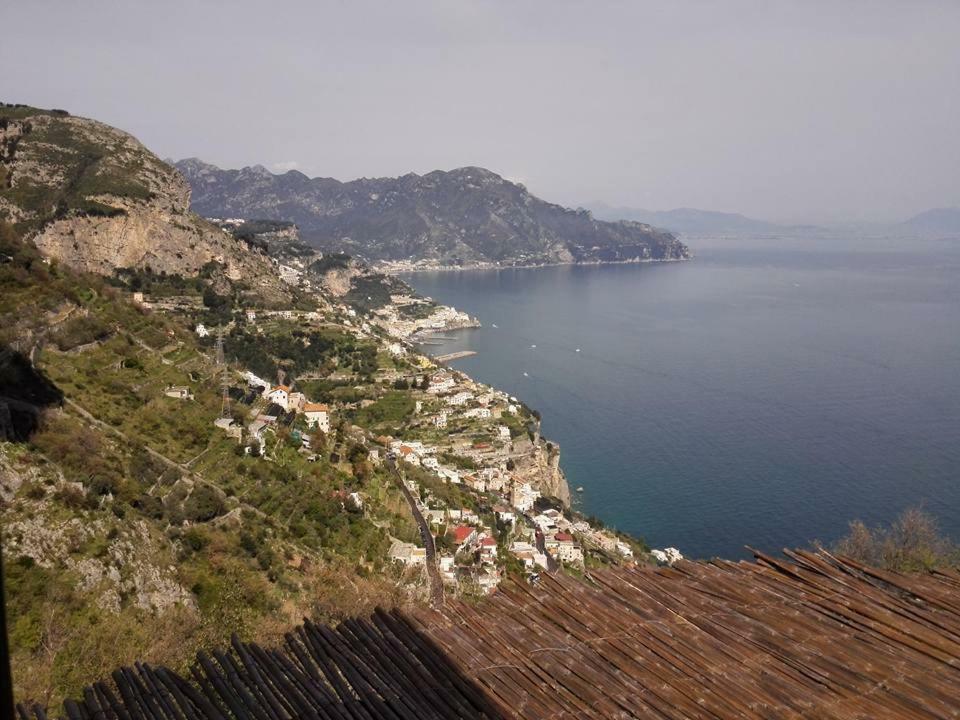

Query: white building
[389,541,426,566]
[437,467,461,484]
[464,407,491,419]
[511,481,540,513]
[164,385,193,400]
[439,555,457,584]
[510,541,549,570]
[304,402,330,432]
[479,537,498,563]
[497,425,511,441]
[494,506,516,526]
[195,323,209,338]
[267,385,290,411]
[426,373,455,394]
[447,392,474,407]
[398,446,420,466]
[433,412,448,428]
[551,533,584,564]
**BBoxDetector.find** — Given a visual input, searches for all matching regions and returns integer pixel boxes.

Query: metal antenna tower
[215,326,231,419]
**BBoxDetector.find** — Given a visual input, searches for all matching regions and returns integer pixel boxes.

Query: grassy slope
[0,222,421,707]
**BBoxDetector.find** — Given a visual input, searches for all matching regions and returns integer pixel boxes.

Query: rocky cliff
[511,434,572,506]
[175,159,691,267]
[0,105,287,299]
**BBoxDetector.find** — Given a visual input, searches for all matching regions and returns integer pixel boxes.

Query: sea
[401,233,960,559]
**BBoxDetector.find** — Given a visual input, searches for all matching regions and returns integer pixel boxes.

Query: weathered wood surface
[20,550,960,719]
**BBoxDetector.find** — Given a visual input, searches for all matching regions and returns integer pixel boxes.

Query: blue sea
[402,234,960,559]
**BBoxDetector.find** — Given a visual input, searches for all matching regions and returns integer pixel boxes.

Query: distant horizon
[172,155,955,229]
[3,1,957,226]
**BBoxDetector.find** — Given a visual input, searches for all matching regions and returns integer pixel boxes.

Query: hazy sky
[3,0,958,223]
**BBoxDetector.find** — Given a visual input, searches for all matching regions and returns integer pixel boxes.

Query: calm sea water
[402,234,960,559]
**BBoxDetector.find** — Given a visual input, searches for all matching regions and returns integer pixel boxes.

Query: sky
[2,0,958,224]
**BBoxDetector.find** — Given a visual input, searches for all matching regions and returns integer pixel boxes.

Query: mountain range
[174,159,690,267]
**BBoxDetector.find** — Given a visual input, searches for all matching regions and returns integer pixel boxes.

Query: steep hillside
[176,159,690,266]
[0,222,425,706]
[0,104,286,300]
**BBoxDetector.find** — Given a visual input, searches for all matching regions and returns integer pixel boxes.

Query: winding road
[388,459,444,607]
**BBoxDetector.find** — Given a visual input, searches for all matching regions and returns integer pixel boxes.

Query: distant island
[175,159,691,268]
[588,203,804,236]
[898,207,960,235]
[590,202,960,238]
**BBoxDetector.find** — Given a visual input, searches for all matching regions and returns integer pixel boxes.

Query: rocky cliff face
[0,106,287,299]
[175,159,691,266]
[511,435,572,507]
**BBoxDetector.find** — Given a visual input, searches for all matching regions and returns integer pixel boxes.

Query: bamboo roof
[19,550,960,719]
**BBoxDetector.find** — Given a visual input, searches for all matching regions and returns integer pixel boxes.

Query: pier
[434,350,477,363]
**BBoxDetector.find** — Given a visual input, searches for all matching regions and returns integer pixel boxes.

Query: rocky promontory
[175,159,691,267]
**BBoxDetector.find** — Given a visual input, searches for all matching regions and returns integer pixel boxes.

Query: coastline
[378,255,692,275]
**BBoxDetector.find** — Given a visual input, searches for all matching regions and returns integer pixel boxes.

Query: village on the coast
[158,256,680,596]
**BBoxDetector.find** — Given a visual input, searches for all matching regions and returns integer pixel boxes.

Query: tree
[832,508,960,571]
[311,428,327,450]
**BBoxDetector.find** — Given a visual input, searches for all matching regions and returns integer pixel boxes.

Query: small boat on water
[523,371,529,377]
[491,323,498,328]
[530,344,537,349]
[576,486,584,492]
[575,348,581,352]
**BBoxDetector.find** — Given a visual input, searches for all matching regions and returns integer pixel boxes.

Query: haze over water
[404,234,960,559]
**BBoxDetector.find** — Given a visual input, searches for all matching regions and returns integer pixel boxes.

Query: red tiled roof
[555,532,574,542]
[480,537,497,547]
[451,526,474,543]
[304,402,329,412]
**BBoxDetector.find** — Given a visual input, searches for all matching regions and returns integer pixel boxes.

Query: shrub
[832,508,960,571]
[54,485,93,510]
[184,484,226,522]
[183,528,208,552]
[132,493,164,520]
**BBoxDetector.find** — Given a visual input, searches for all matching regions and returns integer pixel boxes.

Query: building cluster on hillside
[370,297,479,340]
[378,366,638,594]
[201,368,332,456]
[189,281,649,597]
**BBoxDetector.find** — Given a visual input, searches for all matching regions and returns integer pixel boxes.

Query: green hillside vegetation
[0,220,421,707]
[343,273,407,311]
[1,105,156,233]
